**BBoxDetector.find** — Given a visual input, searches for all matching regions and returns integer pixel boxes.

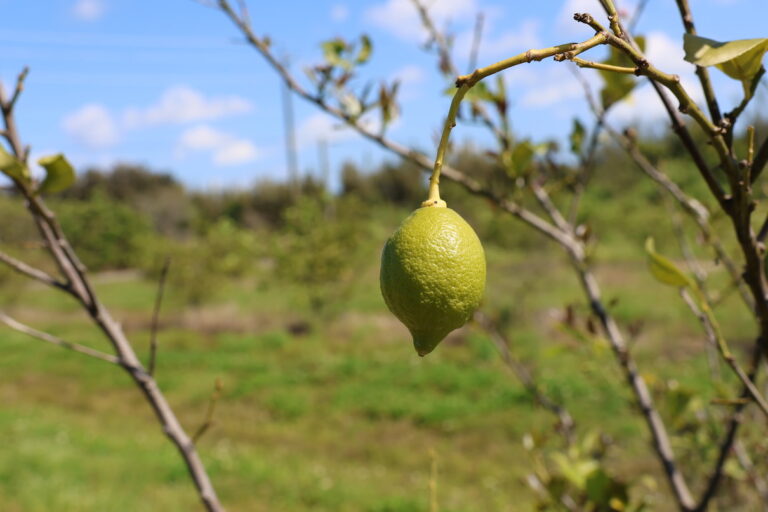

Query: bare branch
[627,0,650,32]
[216,0,576,249]
[531,182,570,234]
[597,0,623,37]
[474,311,575,442]
[467,12,484,74]
[410,0,458,77]
[673,0,722,126]
[1,72,225,511]
[571,253,696,510]
[572,68,752,310]
[192,378,224,444]
[410,0,506,147]
[571,57,636,74]
[0,248,69,291]
[694,344,762,511]
[148,257,171,376]
[0,311,120,365]
[723,67,764,140]
[679,289,768,418]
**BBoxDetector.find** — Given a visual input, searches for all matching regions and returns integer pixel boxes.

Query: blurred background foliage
[2,124,768,510]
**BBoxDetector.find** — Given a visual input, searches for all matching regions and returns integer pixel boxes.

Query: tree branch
[570,252,696,510]
[216,0,576,249]
[216,5,696,509]
[0,248,69,292]
[694,344,762,511]
[752,134,768,184]
[192,378,223,444]
[572,67,752,310]
[474,310,575,442]
[673,0,722,126]
[148,257,170,376]
[0,73,224,512]
[571,57,636,74]
[0,312,121,365]
[679,289,768,418]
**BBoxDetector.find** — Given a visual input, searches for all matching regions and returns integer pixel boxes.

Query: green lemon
[380,204,486,356]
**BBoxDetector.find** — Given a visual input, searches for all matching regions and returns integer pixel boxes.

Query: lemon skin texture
[380,206,486,356]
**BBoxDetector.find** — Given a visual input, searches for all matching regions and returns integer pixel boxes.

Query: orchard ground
[0,150,763,511]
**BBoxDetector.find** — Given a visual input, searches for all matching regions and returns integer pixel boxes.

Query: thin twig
[673,0,722,126]
[627,0,650,32]
[572,253,696,510]
[0,248,69,291]
[571,57,636,74]
[217,4,695,508]
[410,0,505,147]
[679,289,768,418]
[753,135,768,184]
[216,0,575,248]
[572,68,753,310]
[694,344,762,511]
[568,15,729,210]
[474,311,575,442]
[148,257,171,376]
[192,378,224,444]
[467,12,484,74]
[724,67,765,141]
[531,182,570,234]
[1,73,224,511]
[0,311,121,365]
[410,0,457,77]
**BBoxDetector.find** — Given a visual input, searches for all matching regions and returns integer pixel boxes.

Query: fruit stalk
[424,83,470,208]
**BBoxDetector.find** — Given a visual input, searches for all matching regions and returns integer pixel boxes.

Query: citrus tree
[207,0,768,509]
[1,0,767,510]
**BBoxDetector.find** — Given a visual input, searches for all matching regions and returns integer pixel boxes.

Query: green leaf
[379,81,400,128]
[321,38,351,69]
[552,453,598,490]
[37,153,76,195]
[493,74,508,116]
[463,81,495,103]
[599,36,645,110]
[645,237,692,288]
[0,145,30,182]
[502,140,535,177]
[356,34,372,65]
[683,34,768,83]
[570,119,586,155]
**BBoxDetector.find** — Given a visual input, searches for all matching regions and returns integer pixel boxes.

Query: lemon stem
[424,84,469,208]
[422,34,608,209]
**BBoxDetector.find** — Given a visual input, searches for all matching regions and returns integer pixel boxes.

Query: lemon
[380,204,486,356]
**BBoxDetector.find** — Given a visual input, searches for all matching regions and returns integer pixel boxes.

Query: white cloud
[393,64,425,85]
[176,125,260,166]
[72,0,105,21]
[296,111,393,148]
[557,0,601,35]
[366,0,476,42]
[330,4,349,22]
[62,104,119,149]
[297,113,356,148]
[392,64,426,101]
[123,86,253,128]
[517,65,587,108]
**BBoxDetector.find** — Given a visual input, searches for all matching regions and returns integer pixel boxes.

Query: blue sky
[0,0,766,190]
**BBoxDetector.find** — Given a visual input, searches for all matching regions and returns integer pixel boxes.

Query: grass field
[0,201,760,511]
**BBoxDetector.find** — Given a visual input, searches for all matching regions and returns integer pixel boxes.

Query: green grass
[0,196,761,510]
